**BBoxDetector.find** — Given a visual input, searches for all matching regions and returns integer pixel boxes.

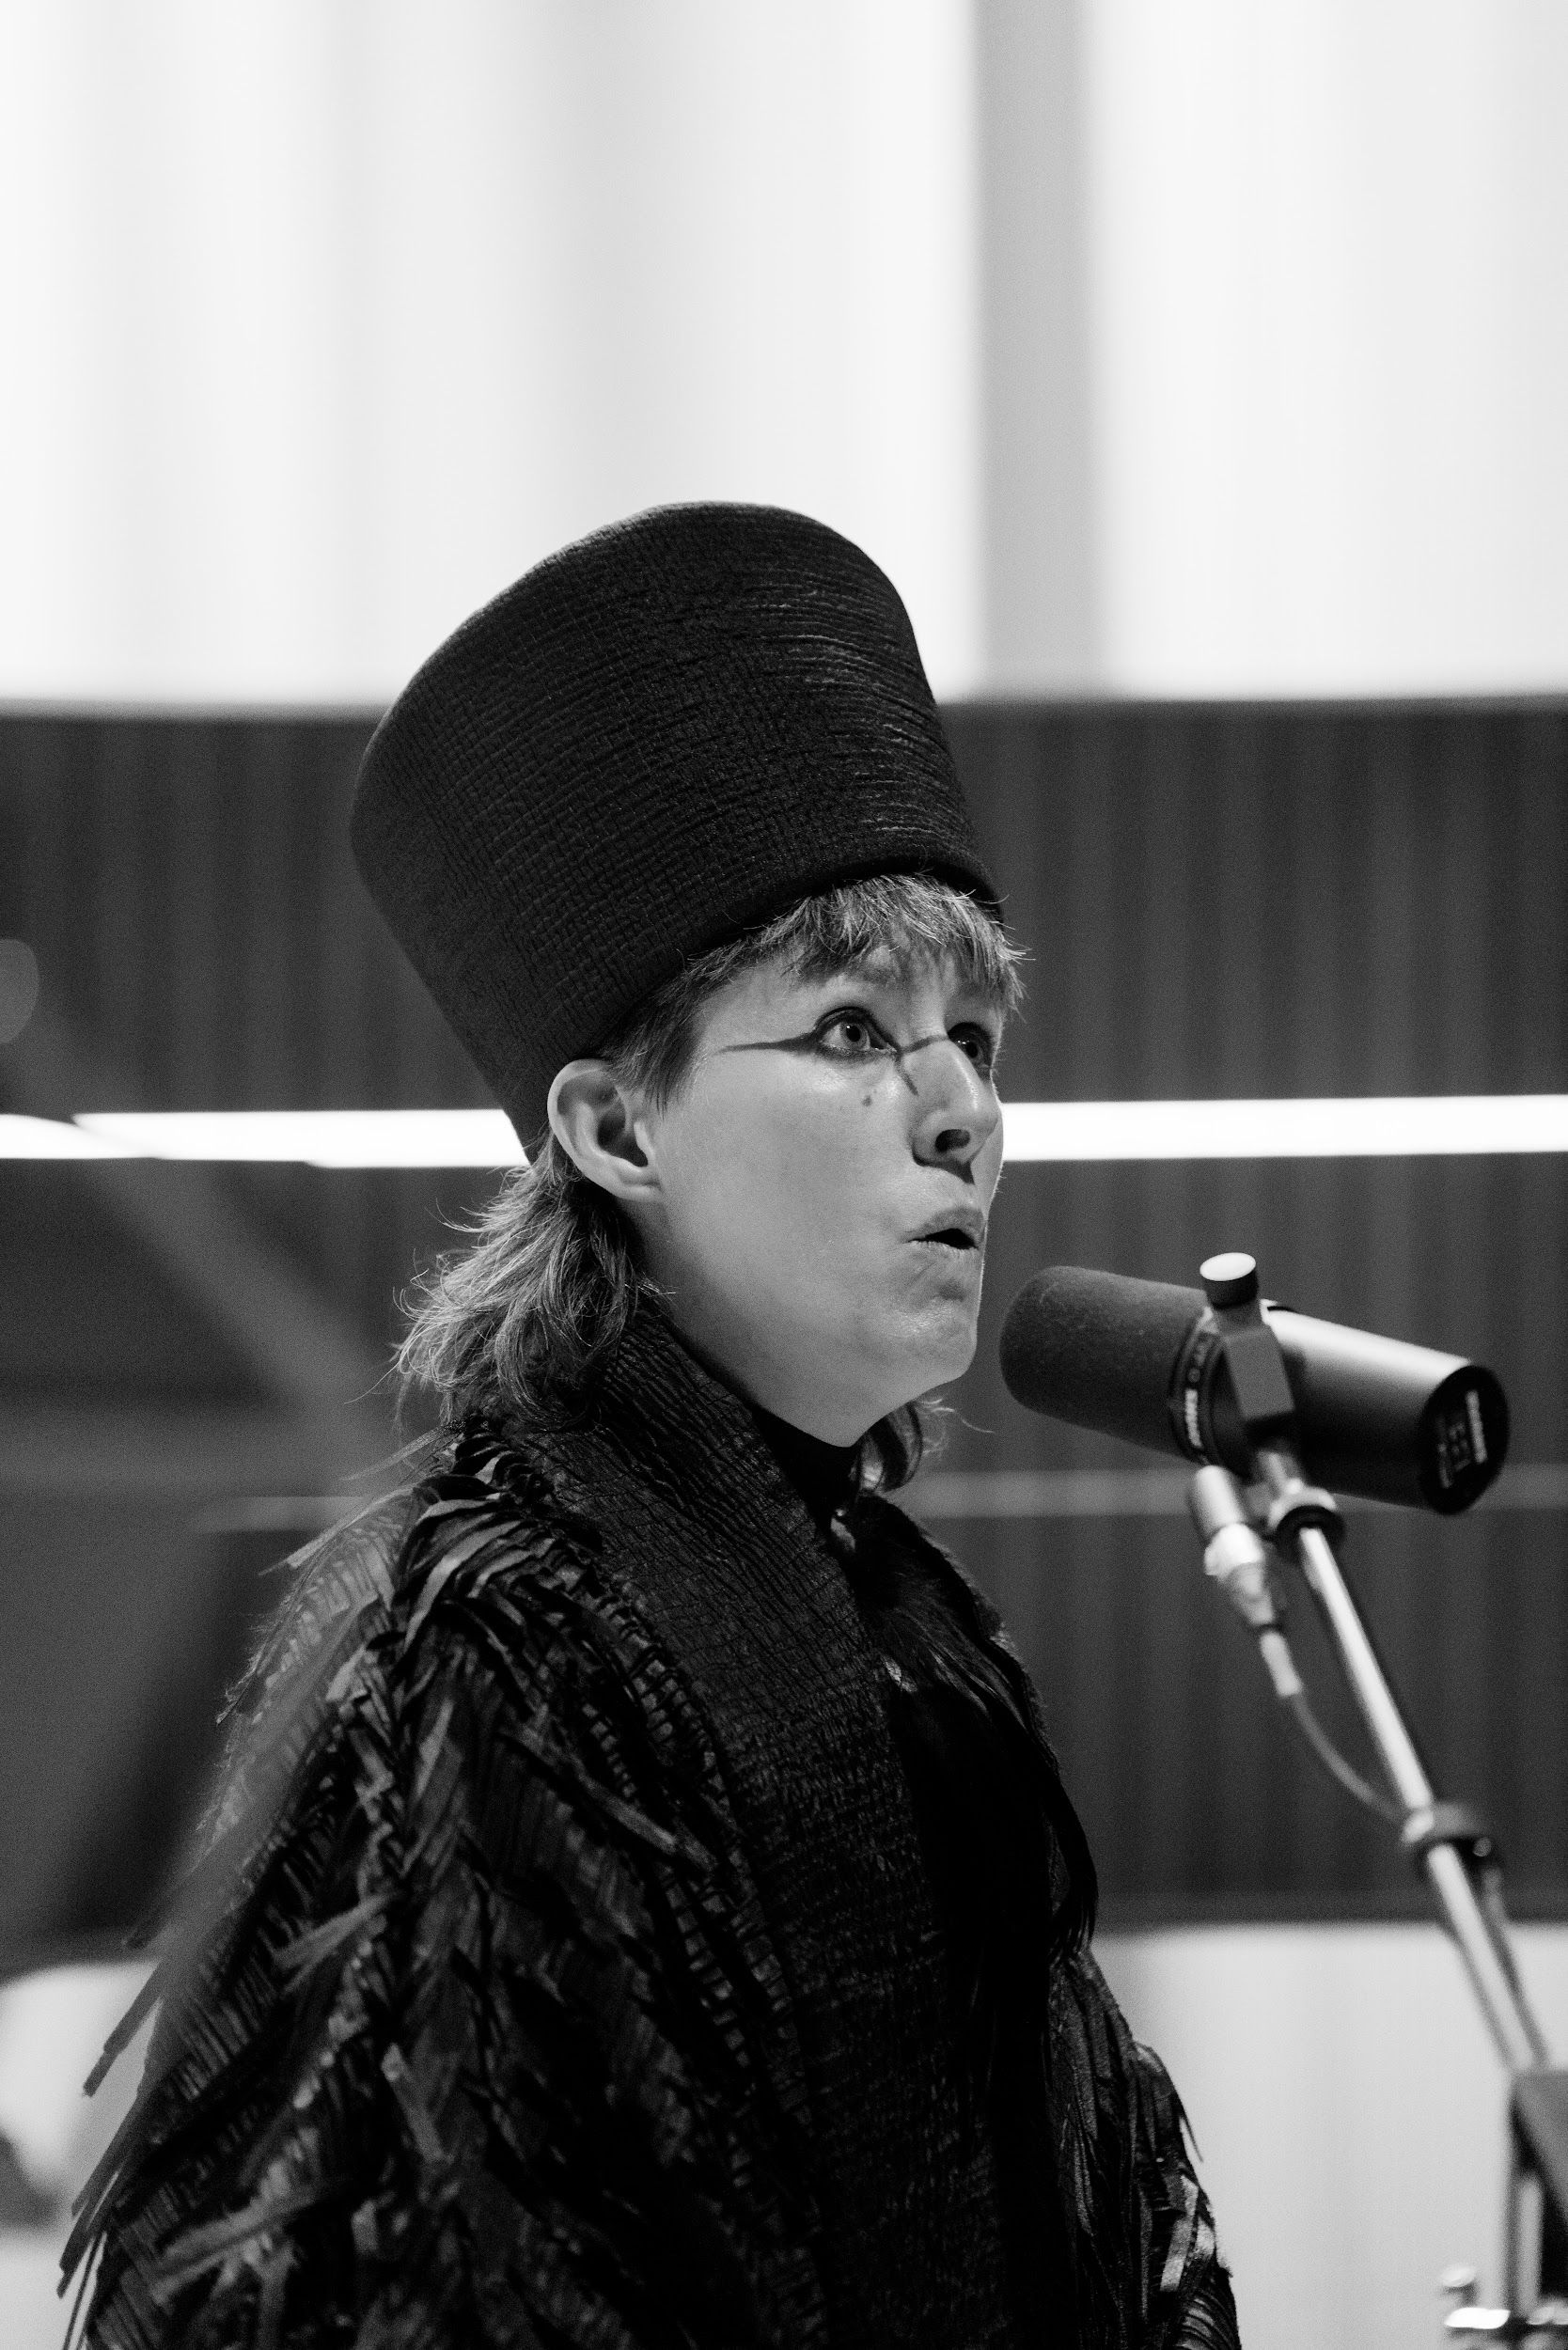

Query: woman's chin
[885,1304,979,1402]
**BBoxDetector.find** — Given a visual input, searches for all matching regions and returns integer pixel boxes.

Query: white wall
[0,0,980,702]
[1074,0,1568,697]
[3,0,1568,704]
[1099,1922,1568,2350]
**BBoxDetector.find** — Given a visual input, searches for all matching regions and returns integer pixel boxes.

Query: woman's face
[574,948,1007,1442]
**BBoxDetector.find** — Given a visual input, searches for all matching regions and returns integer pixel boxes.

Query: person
[66,506,1238,2348]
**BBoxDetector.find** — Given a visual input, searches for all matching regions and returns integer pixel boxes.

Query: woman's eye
[952,1026,997,1075]
[816,1011,893,1059]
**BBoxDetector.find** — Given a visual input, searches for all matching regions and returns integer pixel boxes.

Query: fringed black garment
[66,1305,1238,2350]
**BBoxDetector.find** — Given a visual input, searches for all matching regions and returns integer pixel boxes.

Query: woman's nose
[905,1036,1001,1167]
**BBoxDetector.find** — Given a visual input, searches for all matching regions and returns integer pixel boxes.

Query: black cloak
[67,1305,1237,2350]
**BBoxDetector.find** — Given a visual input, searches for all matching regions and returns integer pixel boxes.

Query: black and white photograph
[1,7,1566,2347]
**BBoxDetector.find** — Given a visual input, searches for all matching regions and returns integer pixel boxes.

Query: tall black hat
[352,503,996,1144]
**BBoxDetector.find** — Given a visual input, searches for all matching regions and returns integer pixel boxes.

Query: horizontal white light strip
[0,1114,136,1158]
[1000,1095,1568,1162]
[0,1099,1564,1167]
[71,1110,526,1167]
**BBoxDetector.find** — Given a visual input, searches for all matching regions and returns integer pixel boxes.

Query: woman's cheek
[979,1129,1005,1206]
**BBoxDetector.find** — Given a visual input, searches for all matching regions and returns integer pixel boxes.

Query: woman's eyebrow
[789,956,899,991]
[792,953,1004,1004]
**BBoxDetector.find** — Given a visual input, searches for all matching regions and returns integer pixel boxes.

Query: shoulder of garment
[65,1421,827,2350]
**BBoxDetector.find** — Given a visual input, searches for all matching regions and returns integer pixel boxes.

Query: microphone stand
[1182,1254,1565,2340]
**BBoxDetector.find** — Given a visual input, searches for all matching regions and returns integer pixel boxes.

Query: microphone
[998,1264,1510,1514]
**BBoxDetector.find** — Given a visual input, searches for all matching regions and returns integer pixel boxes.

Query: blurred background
[2,4,1567,2344]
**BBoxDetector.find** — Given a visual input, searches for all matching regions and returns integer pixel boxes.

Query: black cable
[1268,1648,1404,1826]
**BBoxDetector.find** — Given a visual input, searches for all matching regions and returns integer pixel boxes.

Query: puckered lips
[910,1202,987,1256]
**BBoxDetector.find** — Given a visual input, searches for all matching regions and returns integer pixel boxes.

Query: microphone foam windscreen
[998,1266,1204,1454]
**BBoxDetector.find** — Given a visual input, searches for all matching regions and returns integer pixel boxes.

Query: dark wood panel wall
[1,704,1564,1955]
[945,704,1568,1919]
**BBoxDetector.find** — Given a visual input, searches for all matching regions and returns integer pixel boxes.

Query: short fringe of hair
[396,873,1024,1492]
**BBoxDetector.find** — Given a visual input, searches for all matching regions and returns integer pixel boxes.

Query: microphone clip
[1178,1253,1352,1559]
[1167,1248,1299,1469]
[1198,1250,1297,1441]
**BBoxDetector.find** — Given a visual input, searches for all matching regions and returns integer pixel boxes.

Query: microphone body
[998,1267,1509,1514]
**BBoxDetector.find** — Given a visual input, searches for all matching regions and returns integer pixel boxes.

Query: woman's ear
[547,1060,661,1204]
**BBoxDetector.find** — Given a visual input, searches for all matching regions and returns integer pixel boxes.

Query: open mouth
[916,1226,981,1253]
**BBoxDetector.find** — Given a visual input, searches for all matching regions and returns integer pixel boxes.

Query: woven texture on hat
[351,504,996,1144]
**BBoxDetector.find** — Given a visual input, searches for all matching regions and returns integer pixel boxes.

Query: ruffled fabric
[69,1447,823,2347]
